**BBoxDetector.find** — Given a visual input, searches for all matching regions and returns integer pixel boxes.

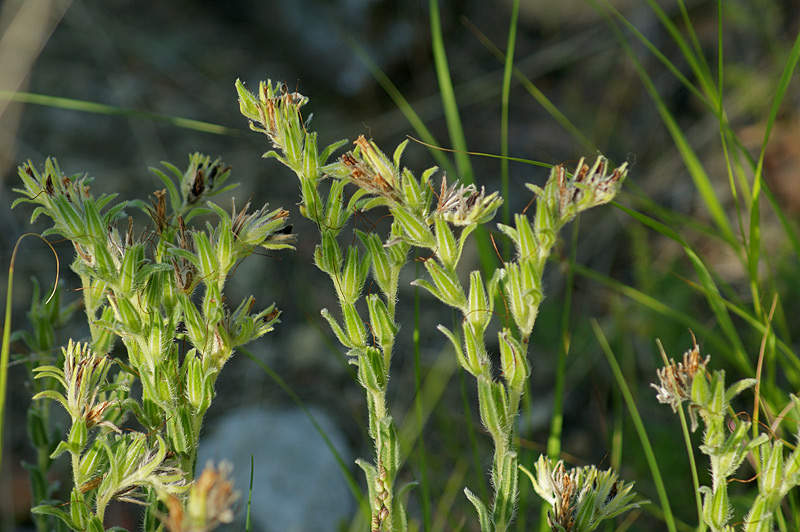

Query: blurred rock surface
[197,405,353,532]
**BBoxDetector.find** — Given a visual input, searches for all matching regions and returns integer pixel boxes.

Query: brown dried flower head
[651,343,709,413]
[435,174,502,226]
[339,135,401,202]
[160,461,238,532]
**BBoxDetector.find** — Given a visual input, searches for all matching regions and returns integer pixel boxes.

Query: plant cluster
[12,153,294,531]
[8,78,643,532]
[237,78,639,532]
[653,342,800,532]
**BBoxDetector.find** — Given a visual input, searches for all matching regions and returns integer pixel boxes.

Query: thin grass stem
[592,320,677,532]
[499,0,520,235]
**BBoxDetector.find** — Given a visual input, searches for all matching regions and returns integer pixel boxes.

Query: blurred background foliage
[2,0,800,530]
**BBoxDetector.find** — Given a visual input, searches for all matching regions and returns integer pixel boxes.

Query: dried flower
[339,136,402,202]
[527,156,628,232]
[146,189,170,234]
[651,343,709,414]
[171,216,197,293]
[435,174,503,226]
[556,156,627,214]
[184,156,230,205]
[33,340,119,432]
[525,455,642,532]
[159,461,239,532]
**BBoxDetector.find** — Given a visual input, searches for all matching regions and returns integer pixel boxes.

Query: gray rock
[197,405,353,532]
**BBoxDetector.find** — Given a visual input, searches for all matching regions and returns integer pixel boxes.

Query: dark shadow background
[2,0,799,530]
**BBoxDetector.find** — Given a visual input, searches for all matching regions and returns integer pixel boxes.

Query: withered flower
[146,189,170,234]
[527,455,642,532]
[159,461,238,532]
[651,342,709,416]
[554,156,627,217]
[435,174,503,226]
[339,135,401,202]
[171,215,197,293]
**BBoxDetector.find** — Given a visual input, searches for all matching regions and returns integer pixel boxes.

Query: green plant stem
[2,235,58,485]
[0,244,16,486]
[461,365,488,503]
[413,262,432,532]
[676,396,704,532]
[0,90,237,136]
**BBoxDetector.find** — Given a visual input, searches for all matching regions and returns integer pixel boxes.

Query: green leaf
[31,504,81,531]
[68,419,87,453]
[391,207,435,249]
[498,329,528,391]
[359,231,393,298]
[357,346,386,393]
[78,441,105,485]
[477,377,508,443]
[378,416,400,472]
[437,324,474,375]
[86,516,105,532]
[69,488,90,530]
[760,441,784,496]
[464,488,492,532]
[366,294,398,351]
[318,231,343,276]
[466,270,491,333]
[418,259,467,311]
[491,450,518,530]
[462,321,489,376]
[339,246,367,304]
[185,353,208,412]
[434,215,458,270]
[342,302,367,348]
[321,308,357,349]
[324,179,347,233]
[743,496,770,532]
[320,138,349,165]
[392,139,409,168]
[724,377,757,404]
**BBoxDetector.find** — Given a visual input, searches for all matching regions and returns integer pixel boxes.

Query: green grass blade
[430,460,468,532]
[591,321,677,532]
[0,251,14,486]
[1,235,58,486]
[429,0,474,184]
[539,216,578,531]
[500,0,520,231]
[746,28,800,317]
[614,203,751,374]
[0,90,238,135]
[572,263,718,351]
[546,218,579,462]
[675,0,715,94]
[640,0,718,103]
[657,340,705,532]
[245,455,254,532]
[588,0,709,109]
[592,2,735,243]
